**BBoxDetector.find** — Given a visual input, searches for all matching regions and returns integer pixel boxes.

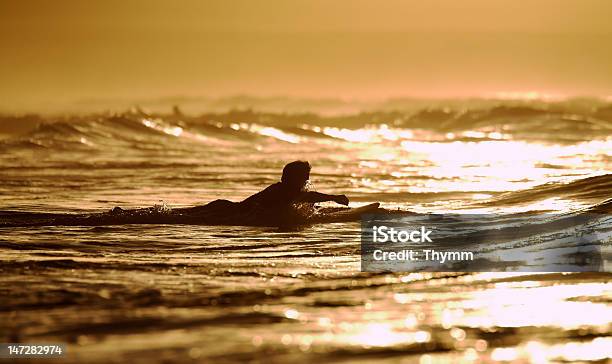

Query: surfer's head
[281,161,311,190]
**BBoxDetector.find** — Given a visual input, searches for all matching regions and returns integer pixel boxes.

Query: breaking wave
[1,100,611,152]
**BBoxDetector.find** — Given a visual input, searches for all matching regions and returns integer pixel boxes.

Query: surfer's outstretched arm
[298,191,349,206]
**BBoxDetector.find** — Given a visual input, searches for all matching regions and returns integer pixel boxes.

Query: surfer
[241,161,349,208]
[15,160,372,227]
[202,161,349,218]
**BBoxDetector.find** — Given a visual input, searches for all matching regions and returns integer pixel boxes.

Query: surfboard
[310,202,381,223]
[7,202,383,228]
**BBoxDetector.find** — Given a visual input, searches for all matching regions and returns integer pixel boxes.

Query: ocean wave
[483,174,612,207]
[1,175,609,228]
[1,101,611,152]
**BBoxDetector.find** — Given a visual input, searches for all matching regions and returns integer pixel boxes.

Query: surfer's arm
[298,192,349,205]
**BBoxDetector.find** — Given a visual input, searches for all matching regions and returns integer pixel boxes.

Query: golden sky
[1,0,612,111]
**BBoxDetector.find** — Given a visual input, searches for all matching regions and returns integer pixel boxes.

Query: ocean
[1,99,611,362]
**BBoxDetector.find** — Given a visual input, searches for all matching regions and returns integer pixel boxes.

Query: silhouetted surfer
[202,161,349,223]
[243,160,349,207]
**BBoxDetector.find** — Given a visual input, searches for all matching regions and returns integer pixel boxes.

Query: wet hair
[281,161,311,185]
